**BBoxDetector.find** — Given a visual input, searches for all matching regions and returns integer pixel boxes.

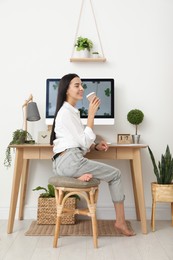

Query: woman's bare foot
[115,221,136,236]
[77,173,93,182]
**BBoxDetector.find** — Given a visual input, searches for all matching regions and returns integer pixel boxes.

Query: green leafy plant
[4,129,35,168]
[33,184,81,200]
[148,145,173,184]
[74,36,93,51]
[33,184,55,198]
[127,109,144,135]
[92,51,99,54]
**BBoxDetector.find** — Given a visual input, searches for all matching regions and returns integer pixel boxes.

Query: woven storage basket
[37,197,76,225]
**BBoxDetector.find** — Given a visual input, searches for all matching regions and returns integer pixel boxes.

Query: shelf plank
[70,57,106,62]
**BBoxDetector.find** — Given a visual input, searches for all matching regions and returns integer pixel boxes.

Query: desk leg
[19,159,29,220]
[130,160,140,221]
[7,149,23,234]
[131,149,147,234]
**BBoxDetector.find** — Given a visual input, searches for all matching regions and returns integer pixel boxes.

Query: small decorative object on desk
[37,131,51,144]
[117,134,131,144]
[33,184,79,225]
[127,109,144,144]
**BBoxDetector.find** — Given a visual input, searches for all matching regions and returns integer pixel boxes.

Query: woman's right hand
[87,96,100,129]
[88,96,100,117]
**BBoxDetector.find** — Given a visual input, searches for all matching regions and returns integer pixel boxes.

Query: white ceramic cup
[86,92,96,102]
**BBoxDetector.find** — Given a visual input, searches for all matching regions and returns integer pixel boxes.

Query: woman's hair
[50,73,79,145]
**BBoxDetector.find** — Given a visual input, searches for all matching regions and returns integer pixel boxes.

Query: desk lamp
[22,94,40,132]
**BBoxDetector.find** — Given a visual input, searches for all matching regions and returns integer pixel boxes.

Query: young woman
[50,73,135,236]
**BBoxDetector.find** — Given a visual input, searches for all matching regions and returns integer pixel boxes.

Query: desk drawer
[40,148,53,159]
[116,148,133,159]
[86,148,117,160]
[23,148,39,159]
[23,147,53,159]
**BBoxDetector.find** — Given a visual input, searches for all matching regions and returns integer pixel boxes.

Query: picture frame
[117,134,131,144]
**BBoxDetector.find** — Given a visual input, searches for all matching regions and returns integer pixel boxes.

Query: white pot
[78,49,90,58]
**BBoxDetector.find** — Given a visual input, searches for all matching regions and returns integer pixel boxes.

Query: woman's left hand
[95,141,109,151]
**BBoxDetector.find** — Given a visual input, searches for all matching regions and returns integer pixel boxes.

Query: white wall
[0,0,173,221]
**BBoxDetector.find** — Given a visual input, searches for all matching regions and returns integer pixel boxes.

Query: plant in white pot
[74,36,93,58]
[127,109,144,143]
[148,145,173,231]
[92,51,99,58]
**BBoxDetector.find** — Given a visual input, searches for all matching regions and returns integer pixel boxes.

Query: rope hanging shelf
[70,57,106,62]
[70,0,106,62]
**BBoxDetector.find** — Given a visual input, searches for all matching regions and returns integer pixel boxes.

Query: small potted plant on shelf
[148,145,173,231]
[4,129,35,168]
[33,184,80,225]
[92,51,99,58]
[74,36,93,58]
[127,108,144,143]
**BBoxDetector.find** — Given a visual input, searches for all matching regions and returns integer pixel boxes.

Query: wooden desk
[7,143,148,234]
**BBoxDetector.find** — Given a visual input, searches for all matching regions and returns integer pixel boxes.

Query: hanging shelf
[70,0,106,62]
[70,57,106,62]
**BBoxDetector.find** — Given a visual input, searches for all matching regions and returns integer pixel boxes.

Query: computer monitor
[45,78,115,125]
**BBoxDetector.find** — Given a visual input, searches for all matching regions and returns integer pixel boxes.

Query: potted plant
[148,145,173,231]
[127,109,144,143]
[148,145,173,184]
[33,184,80,225]
[4,129,34,168]
[74,36,93,57]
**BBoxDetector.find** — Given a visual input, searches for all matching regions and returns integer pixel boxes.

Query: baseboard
[0,205,172,220]
[96,206,172,220]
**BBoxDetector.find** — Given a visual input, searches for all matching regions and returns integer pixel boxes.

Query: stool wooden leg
[53,215,61,248]
[53,189,64,248]
[91,213,98,248]
[94,188,99,238]
[89,188,98,248]
[52,185,99,248]
[94,189,99,203]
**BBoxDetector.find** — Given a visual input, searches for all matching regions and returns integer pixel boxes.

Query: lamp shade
[26,102,41,121]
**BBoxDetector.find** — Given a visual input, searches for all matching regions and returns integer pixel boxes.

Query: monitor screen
[46,78,115,125]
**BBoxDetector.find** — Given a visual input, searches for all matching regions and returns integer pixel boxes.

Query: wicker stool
[49,176,100,248]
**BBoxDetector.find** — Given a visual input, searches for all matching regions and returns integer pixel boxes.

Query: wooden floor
[0,219,173,260]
